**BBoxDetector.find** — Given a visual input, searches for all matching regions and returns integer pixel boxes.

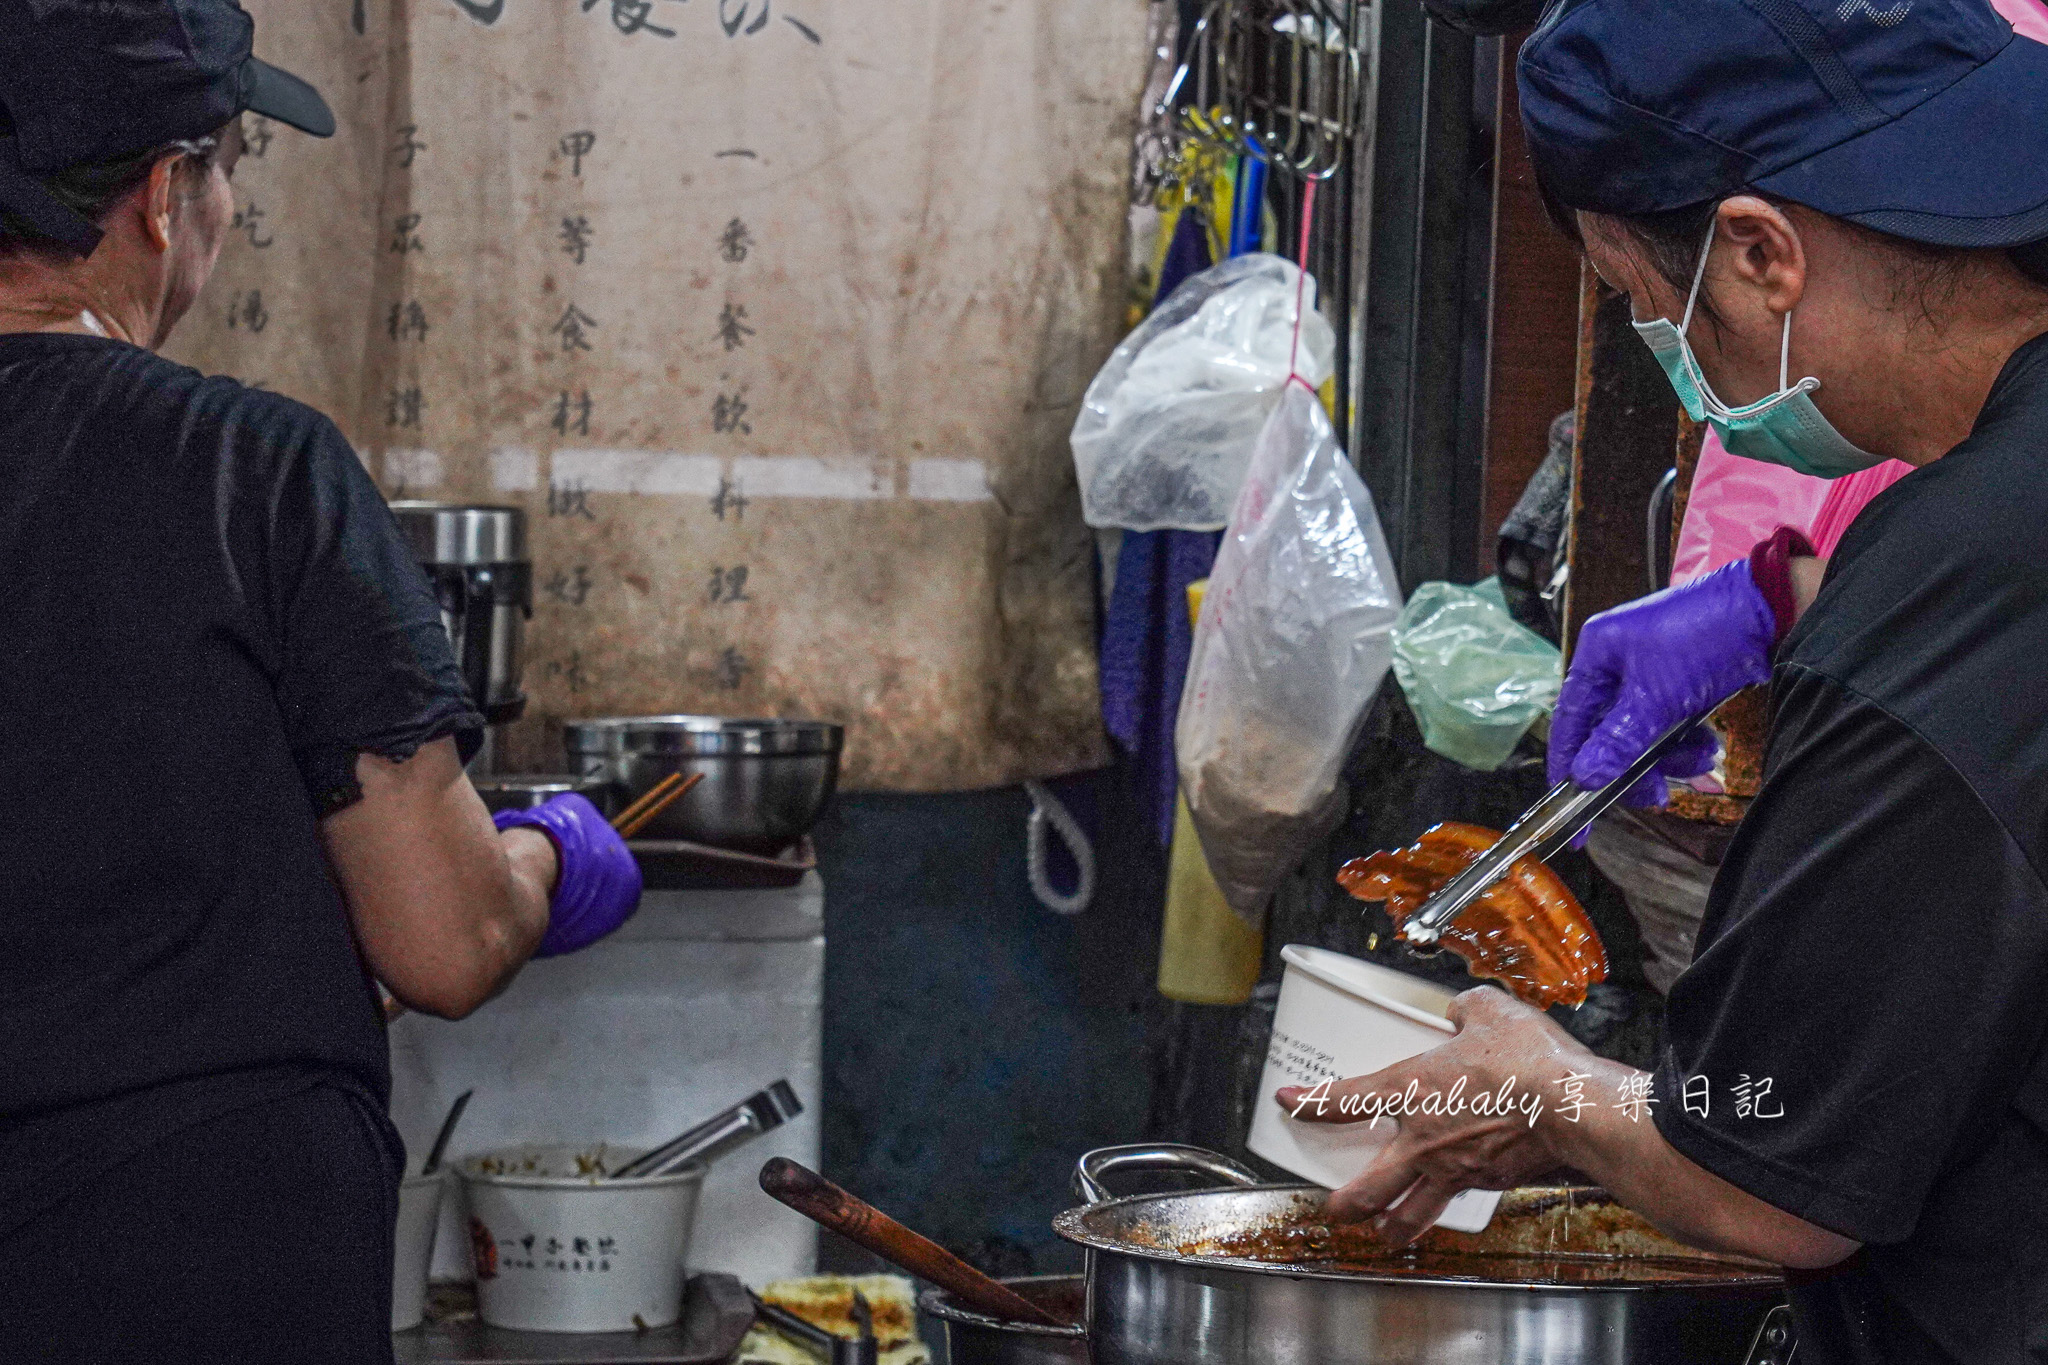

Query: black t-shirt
[0,335,480,1234]
[1652,333,2048,1364]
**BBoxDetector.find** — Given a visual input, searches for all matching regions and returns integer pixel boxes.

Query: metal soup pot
[1053,1145,1792,1365]
[918,1275,1089,1365]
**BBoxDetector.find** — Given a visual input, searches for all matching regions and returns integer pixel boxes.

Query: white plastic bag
[1070,254,1337,531]
[1176,384,1402,919]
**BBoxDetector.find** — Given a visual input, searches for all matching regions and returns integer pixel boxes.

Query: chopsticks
[382,773,703,1023]
[610,770,704,840]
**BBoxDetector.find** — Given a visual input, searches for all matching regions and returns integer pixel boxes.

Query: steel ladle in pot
[1056,1144,1793,1365]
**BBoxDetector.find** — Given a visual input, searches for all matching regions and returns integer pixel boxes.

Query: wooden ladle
[758,1157,1072,1328]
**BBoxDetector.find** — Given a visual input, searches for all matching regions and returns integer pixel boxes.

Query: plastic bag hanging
[1070,253,1336,532]
[1175,383,1403,920]
[1390,578,1562,772]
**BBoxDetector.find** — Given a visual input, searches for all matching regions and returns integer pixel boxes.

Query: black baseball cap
[1520,0,2048,248]
[0,0,333,256]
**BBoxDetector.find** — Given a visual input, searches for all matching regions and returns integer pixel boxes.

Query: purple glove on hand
[1548,557,1779,810]
[493,793,643,958]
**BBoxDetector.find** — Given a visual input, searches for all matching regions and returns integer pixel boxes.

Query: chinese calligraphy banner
[167,0,1151,789]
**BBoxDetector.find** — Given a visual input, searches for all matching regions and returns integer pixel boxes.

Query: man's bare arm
[320,737,553,1019]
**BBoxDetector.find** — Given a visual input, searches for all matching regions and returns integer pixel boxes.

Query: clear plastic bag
[1390,577,1561,772]
[1070,254,1336,532]
[1176,384,1401,919]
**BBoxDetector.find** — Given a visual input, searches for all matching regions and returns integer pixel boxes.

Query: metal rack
[1155,0,1368,183]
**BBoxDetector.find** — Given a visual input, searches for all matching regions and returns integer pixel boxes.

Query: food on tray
[736,1274,928,1365]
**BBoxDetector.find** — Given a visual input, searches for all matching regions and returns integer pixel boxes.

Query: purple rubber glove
[1548,557,1778,812]
[493,793,643,958]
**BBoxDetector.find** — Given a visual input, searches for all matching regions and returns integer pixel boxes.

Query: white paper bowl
[391,1170,447,1332]
[458,1143,704,1332]
[1247,945,1502,1233]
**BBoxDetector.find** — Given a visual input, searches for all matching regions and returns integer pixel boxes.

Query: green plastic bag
[1391,578,1561,772]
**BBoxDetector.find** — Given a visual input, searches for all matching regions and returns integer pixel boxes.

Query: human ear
[140,154,180,253]
[1715,196,1804,317]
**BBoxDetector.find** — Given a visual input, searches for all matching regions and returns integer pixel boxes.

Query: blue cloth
[1099,207,1222,846]
[1158,201,1216,302]
[1100,525,1221,846]
[1519,0,2048,248]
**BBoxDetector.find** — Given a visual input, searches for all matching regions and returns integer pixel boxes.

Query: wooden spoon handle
[758,1158,1068,1328]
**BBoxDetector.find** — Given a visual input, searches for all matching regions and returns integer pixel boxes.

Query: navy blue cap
[1519,0,2048,247]
[0,0,333,256]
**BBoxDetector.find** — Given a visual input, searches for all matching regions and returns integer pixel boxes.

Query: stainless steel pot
[1054,1145,1791,1365]
[563,716,843,852]
[390,502,530,727]
[918,1275,1088,1365]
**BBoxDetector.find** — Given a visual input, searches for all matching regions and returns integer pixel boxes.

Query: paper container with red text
[458,1143,703,1332]
[1248,945,1503,1233]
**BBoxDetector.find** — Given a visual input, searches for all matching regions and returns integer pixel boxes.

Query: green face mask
[1631,219,1884,480]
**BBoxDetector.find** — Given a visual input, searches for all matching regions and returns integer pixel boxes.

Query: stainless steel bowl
[472,774,610,815]
[563,716,843,853]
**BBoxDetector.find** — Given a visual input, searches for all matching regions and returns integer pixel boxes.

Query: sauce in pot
[1184,1232,1758,1285]
[1177,1196,1774,1287]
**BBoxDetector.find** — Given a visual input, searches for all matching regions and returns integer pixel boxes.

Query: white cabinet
[388,874,824,1288]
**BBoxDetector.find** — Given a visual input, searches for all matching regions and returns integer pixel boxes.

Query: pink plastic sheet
[1671,431,1826,583]
[1997,0,2048,45]
[1671,430,1911,584]
[1808,461,1914,557]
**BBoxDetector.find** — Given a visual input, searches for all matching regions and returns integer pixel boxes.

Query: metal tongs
[750,1288,879,1365]
[607,1080,803,1180]
[1399,719,1702,948]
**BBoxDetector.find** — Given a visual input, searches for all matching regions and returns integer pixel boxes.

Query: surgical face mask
[1631,219,1884,479]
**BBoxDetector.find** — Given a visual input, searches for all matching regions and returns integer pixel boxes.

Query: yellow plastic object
[1158,793,1264,1003]
[1156,579,1264,1005]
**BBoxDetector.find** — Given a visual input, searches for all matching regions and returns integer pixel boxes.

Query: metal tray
[394,1273,754,1364]
[628,836,816,891]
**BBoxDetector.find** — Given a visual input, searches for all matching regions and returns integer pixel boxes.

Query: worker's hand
[1274,987,1586,1245]
[1548,557,1776,809]
[492,793,643,957]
